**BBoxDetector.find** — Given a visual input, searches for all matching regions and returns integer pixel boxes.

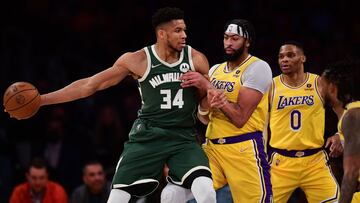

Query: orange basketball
[3,82,41,119]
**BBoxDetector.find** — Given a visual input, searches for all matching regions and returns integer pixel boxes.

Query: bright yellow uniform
[337,101,360,139]
[206,62,268,139]
[269,73,339,203]
[204,56,272,203]
[338,101,360,203]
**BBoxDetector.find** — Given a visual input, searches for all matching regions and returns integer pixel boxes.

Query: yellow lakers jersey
[269,73,324,150]
[206,56,268,139]
[338,101,360,140]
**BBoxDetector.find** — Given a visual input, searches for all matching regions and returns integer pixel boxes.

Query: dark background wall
[0,0,359,202]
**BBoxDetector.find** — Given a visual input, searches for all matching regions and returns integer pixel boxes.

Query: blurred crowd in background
[0,0,359,202]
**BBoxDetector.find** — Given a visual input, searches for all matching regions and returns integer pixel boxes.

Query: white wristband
[198,105,209,116]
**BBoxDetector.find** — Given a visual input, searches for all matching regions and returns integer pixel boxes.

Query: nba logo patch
[305,83,314,91]
[233,70,241,77]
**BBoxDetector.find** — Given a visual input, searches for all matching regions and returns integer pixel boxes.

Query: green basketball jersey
[137,45,198,128]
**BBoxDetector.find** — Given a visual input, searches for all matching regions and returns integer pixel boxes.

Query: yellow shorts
[269,150,339,203]
[204,133,272,203]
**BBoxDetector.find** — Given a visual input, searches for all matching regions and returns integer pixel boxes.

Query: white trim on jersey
[166,166,211,185]
[209,64,221,77]
[138,47,152,82]
[187,45,196,71]
[151,45,184,67]
[113,178,159,197]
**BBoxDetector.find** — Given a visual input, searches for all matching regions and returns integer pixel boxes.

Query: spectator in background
[39,111,86,193]
[70,161,111,203]
[9,157,68,203]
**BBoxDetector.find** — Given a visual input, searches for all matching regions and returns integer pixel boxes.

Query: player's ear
[245,39,250,48]
[301,55,306,63]
[157,28,166,40]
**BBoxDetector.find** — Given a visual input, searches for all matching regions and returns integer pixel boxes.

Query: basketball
[3,82,41,119]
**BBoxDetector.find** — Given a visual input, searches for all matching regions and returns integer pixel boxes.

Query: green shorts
[111,119,211,197]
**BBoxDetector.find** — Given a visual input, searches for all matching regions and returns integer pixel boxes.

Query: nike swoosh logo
[239,147,248,153]
[151,64,161,68]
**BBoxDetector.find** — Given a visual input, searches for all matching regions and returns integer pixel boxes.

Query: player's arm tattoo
[220,101,240,118]
[340,109,360,203]
[220,101,249,128]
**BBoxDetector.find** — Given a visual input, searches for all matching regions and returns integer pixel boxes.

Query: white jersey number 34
[160,89,184,109]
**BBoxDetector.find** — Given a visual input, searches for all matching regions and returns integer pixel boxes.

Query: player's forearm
[40,78,95,106]
[197,88,207,100]
[193,77,212,101]
[199,95,210,110]
[220,102,248,128]
[340,171,358,203]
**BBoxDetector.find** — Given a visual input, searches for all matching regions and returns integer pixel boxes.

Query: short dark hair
[151,7,184,29]
[322,59,360,105]
[27,157,47,173]
[281,40,304,53]
[224,19,256,45]
[82,160,103,174]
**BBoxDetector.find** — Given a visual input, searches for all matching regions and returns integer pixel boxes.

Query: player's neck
[154,43,180,63]
[282,71,307,87]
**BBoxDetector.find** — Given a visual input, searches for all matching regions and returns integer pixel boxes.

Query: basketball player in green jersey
[5,7,216,203]
[268,41,341,203]
[320,60,360,203]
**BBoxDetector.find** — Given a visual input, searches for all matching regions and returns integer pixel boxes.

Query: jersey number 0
[290,109,302,131]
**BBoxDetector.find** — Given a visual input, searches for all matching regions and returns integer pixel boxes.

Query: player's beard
[223,44,245,62]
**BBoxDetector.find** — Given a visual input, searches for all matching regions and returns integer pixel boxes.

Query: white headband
[225,23,246,38]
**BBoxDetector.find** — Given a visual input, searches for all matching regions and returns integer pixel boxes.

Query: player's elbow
[80,81,98,98]
[81,86,96,98]
[81,76,106,98]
